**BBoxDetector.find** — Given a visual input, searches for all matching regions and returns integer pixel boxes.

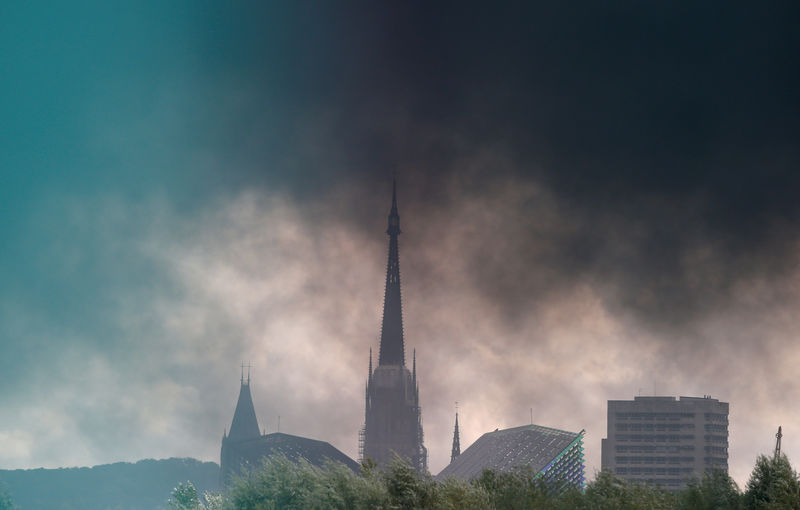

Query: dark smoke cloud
[2,0,800,486]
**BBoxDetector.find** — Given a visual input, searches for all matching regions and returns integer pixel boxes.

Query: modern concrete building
[601,395,729,490]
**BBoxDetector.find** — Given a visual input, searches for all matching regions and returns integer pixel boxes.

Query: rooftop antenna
[775,426,783,460]
[278,415,281,433]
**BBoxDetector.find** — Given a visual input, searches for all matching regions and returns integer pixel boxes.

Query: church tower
[360,180,427,473]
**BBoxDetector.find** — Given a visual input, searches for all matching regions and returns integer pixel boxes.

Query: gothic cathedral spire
[362,179,427,473]
[379,179,405,366]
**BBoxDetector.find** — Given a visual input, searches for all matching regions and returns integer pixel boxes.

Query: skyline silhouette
[2,1,800,488]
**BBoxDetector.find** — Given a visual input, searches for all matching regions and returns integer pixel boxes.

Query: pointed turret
[228,379,260,440]
[451,412,461,463]
[379,179,405,366]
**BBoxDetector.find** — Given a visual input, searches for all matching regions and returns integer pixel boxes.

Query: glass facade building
[437,424,586,489]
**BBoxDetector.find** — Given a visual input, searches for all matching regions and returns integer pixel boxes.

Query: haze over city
[2,1,800,489]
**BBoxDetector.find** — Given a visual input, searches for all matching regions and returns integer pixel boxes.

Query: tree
[472,465,556,510]
[677,470,742,510]
[744,454,800,510]
[167,482,202,510]
[582,469,674,510]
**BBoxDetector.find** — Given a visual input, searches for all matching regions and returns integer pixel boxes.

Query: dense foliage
[167,453,800,510]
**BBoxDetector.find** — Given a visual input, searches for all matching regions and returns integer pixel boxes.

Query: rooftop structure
[601,395,729,490]
[437,424,585,488]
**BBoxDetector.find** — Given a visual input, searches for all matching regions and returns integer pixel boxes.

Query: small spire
[369,347,373,379]
[451,405,461,463]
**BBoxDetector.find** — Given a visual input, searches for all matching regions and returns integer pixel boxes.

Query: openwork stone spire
[379,179,405,366]
[451,411,461,463]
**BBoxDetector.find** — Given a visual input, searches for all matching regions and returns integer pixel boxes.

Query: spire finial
[240,362,244,384]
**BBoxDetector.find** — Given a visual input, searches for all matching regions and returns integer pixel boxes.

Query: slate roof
[226,432,361,474]
[437,424,583,480]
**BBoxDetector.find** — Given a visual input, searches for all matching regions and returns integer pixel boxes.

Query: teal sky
[2,1,800,485]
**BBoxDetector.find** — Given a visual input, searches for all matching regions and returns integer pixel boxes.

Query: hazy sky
[2,1,800,486]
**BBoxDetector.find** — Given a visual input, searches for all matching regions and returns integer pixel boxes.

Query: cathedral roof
[224,432,360,474]
[437,424,584,481]
[228,381,260,440]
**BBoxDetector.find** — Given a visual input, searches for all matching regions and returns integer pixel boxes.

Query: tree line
[161,453,800,510]
[2,453,797,509]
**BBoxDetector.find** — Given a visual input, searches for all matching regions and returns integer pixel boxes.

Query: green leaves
[167,481,222,510]
[173,451,800,509]
[744,455,800,510]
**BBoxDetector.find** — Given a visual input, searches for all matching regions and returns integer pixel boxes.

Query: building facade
[601,395,729,490]
[360,181,427,473]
